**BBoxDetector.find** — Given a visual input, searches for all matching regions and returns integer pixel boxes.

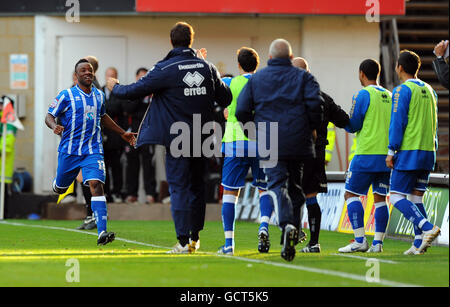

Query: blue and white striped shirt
[48,85,106,156]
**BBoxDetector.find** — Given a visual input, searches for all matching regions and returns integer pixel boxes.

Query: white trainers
[404,244,424,255]
[366,243,383,253]
[188,239,200,253]
[218,245,234,255]
[338,238,369,253]
[166,242,190,254]
[418,225,441,253]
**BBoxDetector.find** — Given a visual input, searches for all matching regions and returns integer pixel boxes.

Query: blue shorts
[345,171,390,196]
[54,152,106,189]
[390,169,430,195]
[221,156,267,190]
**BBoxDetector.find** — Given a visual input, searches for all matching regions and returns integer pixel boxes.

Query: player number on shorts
[97,160,106,172]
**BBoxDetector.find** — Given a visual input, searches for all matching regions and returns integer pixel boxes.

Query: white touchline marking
[331,253,398,264]
[0,221,421,287]
[0,221,168,249]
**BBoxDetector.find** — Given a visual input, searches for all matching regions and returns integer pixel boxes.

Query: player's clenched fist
[53,125,64,135]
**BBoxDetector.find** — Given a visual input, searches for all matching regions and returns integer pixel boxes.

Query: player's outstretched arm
[45,113,64,135]
[101,114,136,146]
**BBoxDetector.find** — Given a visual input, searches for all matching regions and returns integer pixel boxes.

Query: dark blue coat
[112,47,232,149]
[235,58,323,159]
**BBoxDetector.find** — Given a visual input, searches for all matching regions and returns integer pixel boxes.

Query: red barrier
[136,0,405,15]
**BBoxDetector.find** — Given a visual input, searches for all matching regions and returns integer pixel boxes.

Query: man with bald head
[236,39,323,261]
[292,57,349,253]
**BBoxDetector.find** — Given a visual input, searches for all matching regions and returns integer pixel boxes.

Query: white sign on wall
[10,54,28,90]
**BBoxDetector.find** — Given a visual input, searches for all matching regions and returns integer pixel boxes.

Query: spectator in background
[102,67,127,203]
[122,67,157,204]
[84,55,101,89]
[432,40,449,90]
[0,97,17,218]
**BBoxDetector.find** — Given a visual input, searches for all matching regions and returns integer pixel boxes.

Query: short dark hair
[136,67,148,76]
[359,59,381,81]
[170,22,194,48]
[398,50,421,76]
[237,47,260,73]
[75,58,91,73]
[84,55,99,72]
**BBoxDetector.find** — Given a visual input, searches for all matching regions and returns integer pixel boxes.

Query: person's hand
[76,171,83,183]
[386,155,394,169]
[53,125,64,135]
[223,108,229,120]
[121,132,137,147]
[312,130,317,142]
[106,78,119,91]
[434,40,449,57]
[196,48,207,60]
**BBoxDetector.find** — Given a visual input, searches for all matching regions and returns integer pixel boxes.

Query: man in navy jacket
[236,39,323,261]
[107,22,232,253]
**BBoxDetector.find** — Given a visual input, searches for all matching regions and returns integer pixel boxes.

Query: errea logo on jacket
[183,71,207,96]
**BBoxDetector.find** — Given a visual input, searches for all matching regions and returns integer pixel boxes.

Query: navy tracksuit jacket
[113,47,232,240]
[236,58,323,229]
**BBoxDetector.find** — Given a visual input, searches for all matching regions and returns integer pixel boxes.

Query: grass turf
[0,219,448,287]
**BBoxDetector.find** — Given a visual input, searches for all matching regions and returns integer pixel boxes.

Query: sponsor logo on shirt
[183,71,207,96]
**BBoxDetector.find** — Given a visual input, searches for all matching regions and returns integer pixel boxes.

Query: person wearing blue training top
[46,58,136,245]
[218,47,275,256]
[386,50,441,255]
[338,59,392,253]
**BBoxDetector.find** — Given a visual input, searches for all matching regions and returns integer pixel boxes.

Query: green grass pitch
[0,219,448,287]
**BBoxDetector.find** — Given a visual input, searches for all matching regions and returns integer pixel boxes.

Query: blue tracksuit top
[235,58,323,159]
[112,47,232,149]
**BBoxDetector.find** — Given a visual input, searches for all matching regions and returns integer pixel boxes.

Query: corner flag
[1,96,24,131]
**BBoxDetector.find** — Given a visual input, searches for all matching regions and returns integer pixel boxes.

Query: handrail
[326,171,449,187]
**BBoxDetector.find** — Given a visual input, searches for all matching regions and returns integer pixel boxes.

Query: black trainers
[281,224,298,262]
[298,230,307,245]
[97,231,115,246]
[76,216,96,230]
[258,230,270,253]
[300,243,321,253]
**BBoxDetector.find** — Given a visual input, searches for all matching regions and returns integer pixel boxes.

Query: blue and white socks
[393,197,433,232]
[347,197,365,243]
[91,196,108,236]
[373,201,389,246]
[409,195,428,248]
[222,192,237,249]
[259,191,274,234]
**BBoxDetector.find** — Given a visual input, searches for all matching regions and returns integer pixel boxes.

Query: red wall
[136,0,405,15]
